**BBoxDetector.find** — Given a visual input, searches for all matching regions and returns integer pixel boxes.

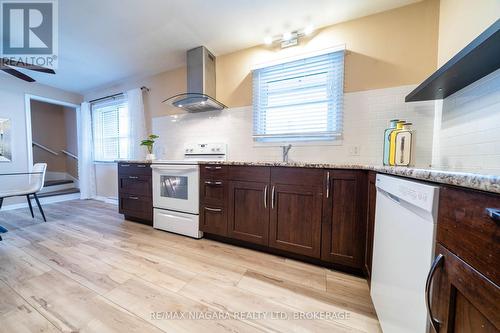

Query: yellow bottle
[389,121,405,166]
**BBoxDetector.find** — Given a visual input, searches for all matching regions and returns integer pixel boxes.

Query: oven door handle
[152,165,199,172]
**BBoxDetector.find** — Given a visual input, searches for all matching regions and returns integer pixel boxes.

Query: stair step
[38,188,80,198]
[44,179,74,187]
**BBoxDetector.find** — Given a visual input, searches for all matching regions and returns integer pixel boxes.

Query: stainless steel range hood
[163,46,226,112]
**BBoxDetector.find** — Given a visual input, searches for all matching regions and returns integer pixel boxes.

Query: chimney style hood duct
[162,46,226,112]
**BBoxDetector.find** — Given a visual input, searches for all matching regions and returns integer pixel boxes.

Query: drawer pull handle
[326,171,330,198]
[204,207,222,212]
[205,166,222,170]
[137,165,147,168]
[128,176,139,179]
[205,181,223,185]
[121,164,130,167]
[271,186,275,209]
[264,185,268,209]
[425,253,444,332]
[129,196,139,200]
[486,208,500,222]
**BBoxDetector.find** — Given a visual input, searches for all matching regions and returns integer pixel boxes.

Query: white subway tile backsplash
[432,69,500,175]
[152,85,435,167]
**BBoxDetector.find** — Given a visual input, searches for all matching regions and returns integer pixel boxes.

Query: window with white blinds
[253,50,344,142]
[91,96,129,162]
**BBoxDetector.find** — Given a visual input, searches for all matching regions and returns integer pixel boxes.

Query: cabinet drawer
[201,179,225,203]
[201,164,227,180]
[228,166,270,182]
[271,167,324,187]
[118,162,151,175]
[200,205,227,236]
[437,186,500,285]
[119,175,152,196]
[119,194,153,221]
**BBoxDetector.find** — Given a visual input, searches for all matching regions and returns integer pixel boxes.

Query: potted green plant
[141,134,159,160]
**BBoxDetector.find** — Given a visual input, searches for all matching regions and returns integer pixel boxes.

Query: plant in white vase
[141,134,159,160]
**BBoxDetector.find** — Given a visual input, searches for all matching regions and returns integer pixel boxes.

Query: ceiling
[15,0,420,94]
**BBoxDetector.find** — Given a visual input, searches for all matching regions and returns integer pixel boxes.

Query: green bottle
[383,119,400,166]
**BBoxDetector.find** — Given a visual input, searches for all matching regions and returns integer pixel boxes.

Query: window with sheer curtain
[253,50,345,142]
[91,96,129,162]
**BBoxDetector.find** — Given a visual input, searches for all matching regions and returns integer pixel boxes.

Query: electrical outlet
[348,145,360,156]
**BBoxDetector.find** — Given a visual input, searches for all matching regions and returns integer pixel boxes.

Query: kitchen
[0,0,499,332]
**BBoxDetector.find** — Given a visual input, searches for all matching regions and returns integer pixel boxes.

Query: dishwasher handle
[425,253,444,333]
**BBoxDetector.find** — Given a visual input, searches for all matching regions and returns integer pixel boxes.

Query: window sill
[253,139,343,148]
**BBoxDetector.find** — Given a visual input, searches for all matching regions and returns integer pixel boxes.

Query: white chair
[0,163,48,222]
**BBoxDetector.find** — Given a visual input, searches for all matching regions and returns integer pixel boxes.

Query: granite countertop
[115,160,153,164]
[207,161,500,194]
[115,159,500,194]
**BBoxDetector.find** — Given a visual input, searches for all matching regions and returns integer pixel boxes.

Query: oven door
[152,164,199,214]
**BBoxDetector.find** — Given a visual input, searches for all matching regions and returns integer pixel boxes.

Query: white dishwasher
[371,174,439,333]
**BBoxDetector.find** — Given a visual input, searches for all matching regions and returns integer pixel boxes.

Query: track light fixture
[264,25,315,48]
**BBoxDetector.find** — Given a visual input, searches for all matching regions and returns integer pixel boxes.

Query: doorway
[25,95,81,200]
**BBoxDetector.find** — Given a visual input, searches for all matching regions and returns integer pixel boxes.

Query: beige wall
[30,100,79,177]
[31,101,68,173]
[438,0,500,66]
[85,0,439,119]
[217,0,439,107]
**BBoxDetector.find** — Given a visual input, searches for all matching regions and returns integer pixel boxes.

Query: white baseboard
[1,192,81,211]
[94,196,119,205]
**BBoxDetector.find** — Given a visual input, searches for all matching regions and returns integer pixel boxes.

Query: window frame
[252,47,345,144]
[90,96,129,162]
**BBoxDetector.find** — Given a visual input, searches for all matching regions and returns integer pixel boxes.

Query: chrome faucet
[282,144,292,163]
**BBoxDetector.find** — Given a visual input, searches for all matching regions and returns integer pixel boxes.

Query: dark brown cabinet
[428,186,500,332]
[199,165,228,236]
[364,171,376,283]
[200,164,366,271]
[430,245,500,333]
[322,170,366,269]
[200,205,227,236]
[227,180,269,245]
[118,162,153,225]
[269,168,324,257]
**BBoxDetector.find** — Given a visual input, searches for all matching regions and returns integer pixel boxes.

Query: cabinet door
[227,181,270,245]
[430,244,500,333]
[364,171,376,282]
[200,205,227,236]
[269,183,323,257]
[322,170,365,268]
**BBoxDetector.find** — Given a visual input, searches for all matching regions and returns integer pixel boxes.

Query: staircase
[39,179,80,198]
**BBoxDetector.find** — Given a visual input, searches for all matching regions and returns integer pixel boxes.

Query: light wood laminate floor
[0,200,380,332]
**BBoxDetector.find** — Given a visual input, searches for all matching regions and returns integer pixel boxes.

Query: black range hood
[406,19,500,102]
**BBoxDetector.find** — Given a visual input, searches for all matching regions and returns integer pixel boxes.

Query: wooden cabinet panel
[200,205,227,236]
[269,183,323,257]
[119,194,153,223]
[270,167,324,186]
[364,171,376,282]
[322,170,365,268]
[118,162,151,175]
[117,162,152,224]
[119,175,152,196]
[227,166,270,182]
[200,180,225,204]
[437,186,500,286]
[200,164,227,180]
[228,181,270,245]
[431,244,500,332]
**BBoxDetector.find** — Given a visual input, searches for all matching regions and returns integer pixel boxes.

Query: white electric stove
[150,143,226,238]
